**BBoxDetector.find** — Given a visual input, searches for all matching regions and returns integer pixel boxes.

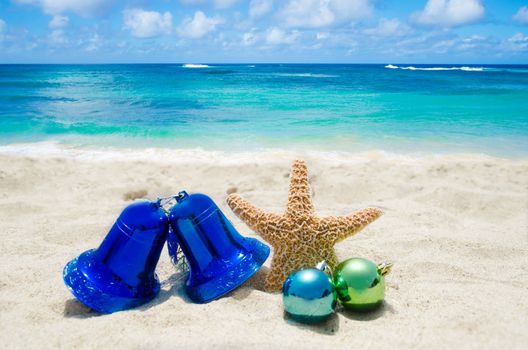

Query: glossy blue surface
[283,268,337,323]
[63,200,169,313]
[168,191,270,303]
[167,227,179,265]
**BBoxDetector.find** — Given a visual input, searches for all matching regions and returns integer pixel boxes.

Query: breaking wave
[182,64,211,68]
[385,64,484,72]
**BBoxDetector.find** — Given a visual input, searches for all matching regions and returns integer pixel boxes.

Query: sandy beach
[0,145,527,349]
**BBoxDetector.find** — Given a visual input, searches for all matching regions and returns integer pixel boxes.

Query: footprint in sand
[122,189,148,201]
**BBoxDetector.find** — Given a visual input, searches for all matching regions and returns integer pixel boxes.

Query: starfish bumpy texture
[226,160,383,292]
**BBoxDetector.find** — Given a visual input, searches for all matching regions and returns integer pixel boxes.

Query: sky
[0,0,527,63]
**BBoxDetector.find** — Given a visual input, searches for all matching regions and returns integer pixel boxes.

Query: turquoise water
[1,64,527,157]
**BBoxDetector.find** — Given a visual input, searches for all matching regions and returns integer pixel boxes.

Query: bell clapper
[157,193,191,274]
[175,246,190,274]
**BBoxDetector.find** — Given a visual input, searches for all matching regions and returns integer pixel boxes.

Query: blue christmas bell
[168,191,270,303]
[63,200,169,313]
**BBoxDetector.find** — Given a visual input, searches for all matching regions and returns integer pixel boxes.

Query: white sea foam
[459,67,484,71]
[182,64,211,68]
[0,141,505,165]
[385,64,484,72]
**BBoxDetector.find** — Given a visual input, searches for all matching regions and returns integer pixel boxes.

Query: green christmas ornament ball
[333,258,392,311]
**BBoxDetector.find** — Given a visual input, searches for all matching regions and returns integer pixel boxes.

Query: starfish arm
[285,160,315,217]
[318,207,383,244]
[324,249,339,270]
[264,265,288,292]
[264,248,293,292]
[226,194,282,244]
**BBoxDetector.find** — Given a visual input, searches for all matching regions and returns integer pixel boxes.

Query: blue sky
[0,0,527,63]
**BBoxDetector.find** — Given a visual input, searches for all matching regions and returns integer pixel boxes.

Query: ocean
[1,63,527,157]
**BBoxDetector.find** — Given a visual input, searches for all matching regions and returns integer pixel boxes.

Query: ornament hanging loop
[377,262,393,276]
[315,260,334,279]
[157,192,186,214]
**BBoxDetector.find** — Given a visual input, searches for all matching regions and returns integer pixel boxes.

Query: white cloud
[513,6,528,25]
[240,26,300,47]
[456,35,488,50]
[47,14,69,46]
[364,18,411,37]
[123,8,172,39]
[178,11,223,39]
[242,29,258,46]
[48,29,68,45]
[328,0,372,23]
[48,15,68,29]
[430,39,455,54]
[265,27,300,45]
[249,0,272,18]
[507,32,528,51]
[14,0,108,16]
[85,33,102,51]
[316,32,328,40]
[412,0,484,27]
[277,0,372,28]
[388,31,503,57]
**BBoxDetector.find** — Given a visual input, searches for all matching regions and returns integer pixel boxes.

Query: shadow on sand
[63,299,101,319]
[63,272,191,318]
[339,300,395,321]
[282,300,395,334]
[283,311,340,336]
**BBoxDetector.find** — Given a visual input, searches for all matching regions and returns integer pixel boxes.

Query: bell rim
[63,250,160,314]
[186,239,270,303]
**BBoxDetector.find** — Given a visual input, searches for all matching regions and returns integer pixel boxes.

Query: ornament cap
[315,260,333,279]
[315,260,326,271]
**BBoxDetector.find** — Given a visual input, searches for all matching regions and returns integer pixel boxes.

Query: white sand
[0,145,527,349]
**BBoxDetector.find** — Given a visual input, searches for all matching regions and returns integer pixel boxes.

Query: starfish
[226,160,383,292]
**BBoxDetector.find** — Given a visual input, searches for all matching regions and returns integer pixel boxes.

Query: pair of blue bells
[63,191,270,313]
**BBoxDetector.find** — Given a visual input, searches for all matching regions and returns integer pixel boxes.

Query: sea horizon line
[1,62,527,66]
